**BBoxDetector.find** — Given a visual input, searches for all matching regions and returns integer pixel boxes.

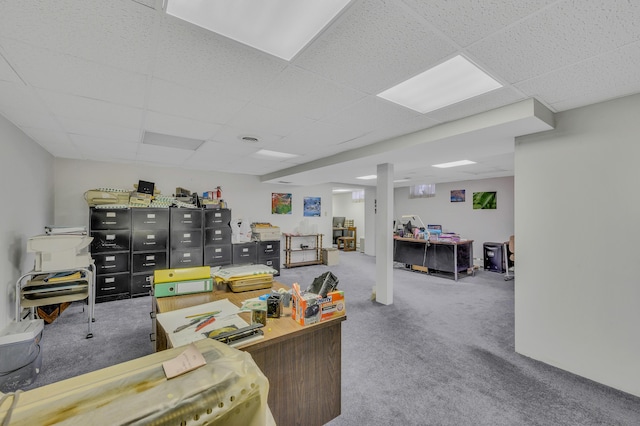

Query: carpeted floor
[23,251,640,425]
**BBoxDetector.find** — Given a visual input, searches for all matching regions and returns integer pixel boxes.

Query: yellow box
[153,266,210,284]
[291,289,345,326]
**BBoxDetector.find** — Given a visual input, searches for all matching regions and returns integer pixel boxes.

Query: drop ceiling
[0,0,639,188]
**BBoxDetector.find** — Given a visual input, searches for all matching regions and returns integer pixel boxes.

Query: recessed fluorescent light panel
[142,131,204,151]
[356,175,377,180]
[432,160,476,168]
[165,0,351,61]
[377,55,502,114]
[254,149,299,159]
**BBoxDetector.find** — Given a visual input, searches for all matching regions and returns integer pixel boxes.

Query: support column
[375,163,393,305]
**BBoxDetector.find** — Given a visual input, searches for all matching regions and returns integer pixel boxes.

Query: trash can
[483,242,505,273]
[0,319,44,392]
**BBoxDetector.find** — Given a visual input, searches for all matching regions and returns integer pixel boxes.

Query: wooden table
[153,282,346,426]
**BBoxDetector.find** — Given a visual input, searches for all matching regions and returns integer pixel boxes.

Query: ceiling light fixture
[142,131,204,151]
[356,175,377,180]
[165,0,351,61]
[377,55,502,114]
[254,149,299,159]
[432,160,476,168]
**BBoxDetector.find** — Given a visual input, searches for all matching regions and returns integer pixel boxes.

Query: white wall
[0,115,54,330]
[394,177,514,260]
[53,158,335,255]
[515,93,640,397]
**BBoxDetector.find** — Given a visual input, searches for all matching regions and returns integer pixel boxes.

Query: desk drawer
[96,273,129,297]
[232,243,257,264]
[132,230,168,251]
[91,230,130,253]
[171,230,203,250]
[170,249,203,268]
[93,252,129,274]
[257,241,280,259]
[204,209,231,227]
[131,209,169,229]
[262,258,280,276]
[131,274,153,296]
[132,252,167,274]
[204,245,232,266]
[90,209,130,230]
[204,227,232,245]
[170,209,203,230]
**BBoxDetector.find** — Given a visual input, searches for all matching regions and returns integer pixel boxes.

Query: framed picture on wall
[272,193,292,214]
[451,189,465,202]
[473,191,497,209]
[303,197,321,217]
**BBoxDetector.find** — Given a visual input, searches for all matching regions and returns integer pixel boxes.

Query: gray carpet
[24,251,640,425]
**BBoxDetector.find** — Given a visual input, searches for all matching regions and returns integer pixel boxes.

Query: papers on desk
[156,299,262,348]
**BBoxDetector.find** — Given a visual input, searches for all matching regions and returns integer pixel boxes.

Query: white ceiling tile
[2,39,146,108]
[144,111,222,140]
[322,96,420,136]
[136,144,194,165]
[36,89,143,129]
[294,0,457,94]
[401,0,557,47]
[0,0,156,73]
[212,125,283,146]
[196,140,258,157]
[70,136,139,162]
[515,41,640,111]
[467,0,640,84]
[147,78,246,125]
[19,127,78,158]
[59,117,140,143]
[253,66,366,121]
[153,16,286,100]
[276,121,367,154]
[0,81,61,130]
[227,104,316,138]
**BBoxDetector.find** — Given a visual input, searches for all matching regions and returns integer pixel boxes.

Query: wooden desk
[153,282,346,426]
[393,237,474,281]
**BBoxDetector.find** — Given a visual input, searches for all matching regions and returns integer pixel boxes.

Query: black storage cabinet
[131,208,169,297]
[89,208,131,302]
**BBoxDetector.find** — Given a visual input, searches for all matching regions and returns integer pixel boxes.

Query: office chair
[504,235,515,280]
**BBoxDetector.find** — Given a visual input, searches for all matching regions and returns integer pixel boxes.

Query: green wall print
[473,191,497,209]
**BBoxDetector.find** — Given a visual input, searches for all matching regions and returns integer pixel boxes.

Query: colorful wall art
[303,197,321,217]
[272,193,292,214]
[473,191,497,209]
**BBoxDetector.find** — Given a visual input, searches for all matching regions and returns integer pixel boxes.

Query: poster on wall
[272,193,292,214]
[303,197,321,217]
[450,189,465,202]
[473,192,497,209]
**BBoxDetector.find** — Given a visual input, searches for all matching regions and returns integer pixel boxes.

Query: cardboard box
[251,226,281,241]
[322,248,339,266]
[291,289,345,326]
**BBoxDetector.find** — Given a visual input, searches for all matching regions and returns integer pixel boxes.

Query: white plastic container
[0,319,44,392]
